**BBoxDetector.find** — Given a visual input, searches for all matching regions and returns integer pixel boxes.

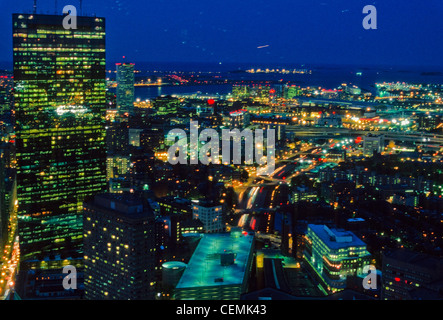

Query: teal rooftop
[176,231,254,289]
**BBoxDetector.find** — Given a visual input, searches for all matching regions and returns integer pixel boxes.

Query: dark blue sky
[1,0,443,67]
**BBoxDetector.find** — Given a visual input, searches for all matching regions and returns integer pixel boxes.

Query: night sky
[1,0,443,67]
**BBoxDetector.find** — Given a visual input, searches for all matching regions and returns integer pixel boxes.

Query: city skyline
[0,0,442,306]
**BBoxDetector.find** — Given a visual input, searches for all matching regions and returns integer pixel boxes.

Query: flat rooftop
[85,193,153,219]
[308,224,367,250]
[176,232,254,289]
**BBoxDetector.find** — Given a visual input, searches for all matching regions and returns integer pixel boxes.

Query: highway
[0,190,19,300]
[236,145,321,212]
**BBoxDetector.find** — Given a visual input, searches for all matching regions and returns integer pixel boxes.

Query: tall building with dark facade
[13,14,107,265]
[0,73,13,121]
[116,62,135,115]
[83,193,156,300]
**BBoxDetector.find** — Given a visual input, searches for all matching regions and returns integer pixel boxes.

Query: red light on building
[395,277,401,282]
[207,99,215,105]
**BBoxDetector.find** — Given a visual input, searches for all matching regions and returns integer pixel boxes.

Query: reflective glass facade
[116,63,134,114]
[13,14,107,262]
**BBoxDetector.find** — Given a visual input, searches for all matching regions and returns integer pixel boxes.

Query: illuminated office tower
[13,14,107,265]
[116,62,135,114]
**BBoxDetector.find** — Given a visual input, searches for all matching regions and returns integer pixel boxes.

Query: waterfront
[107,62,443,100]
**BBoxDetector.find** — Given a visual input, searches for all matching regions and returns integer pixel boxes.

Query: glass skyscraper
[13,14,107,266]
[116,62,135,115]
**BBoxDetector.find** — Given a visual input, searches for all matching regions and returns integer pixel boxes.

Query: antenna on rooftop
[33,0,37,14]
[54,0,57,14]
[80,0,83,15]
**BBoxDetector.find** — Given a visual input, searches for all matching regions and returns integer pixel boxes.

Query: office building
[363,134,384,157]
[0,73,13,120]
[315,114,342,127]
[153,96,180,116]
[106,155,131,179]
[174,229,254,300]
[13,14,107,264]
[284,85,302,99]
[225,109,250,129]
[304,224,371,293]
[290,186,317,204]
[83,193,156,300]
[129,128,143,147]
[382,249,443,300]
[140,128,164,152]
[192,200,224,233]
[232,85,250,100]
[116,62,135,114]
[417,114,442,132]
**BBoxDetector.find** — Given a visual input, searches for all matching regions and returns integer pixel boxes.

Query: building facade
[116,62,135,114]
[304,224,371,293]
[382,249,443,300]
[13,14,107,263]
[192,200,224,233]
[363,134,384,157]
[83,193,156,300]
